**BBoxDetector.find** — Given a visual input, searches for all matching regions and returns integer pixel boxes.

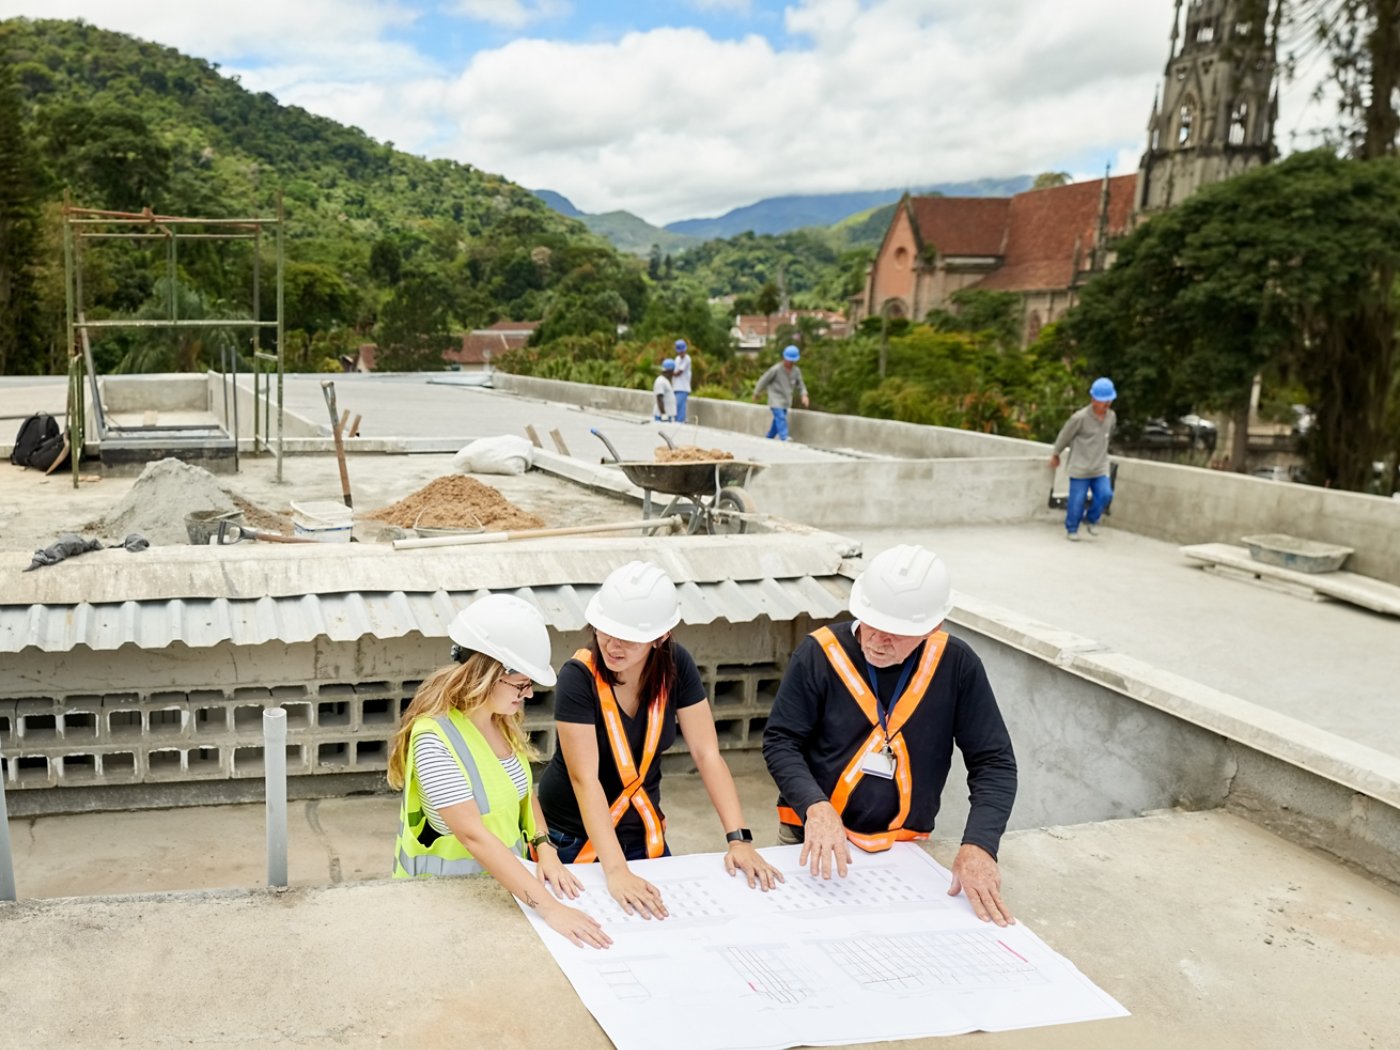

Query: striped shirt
[414,732,528,836]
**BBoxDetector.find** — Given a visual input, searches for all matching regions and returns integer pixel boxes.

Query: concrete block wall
[101,375,210,414]
[0,614,823,812]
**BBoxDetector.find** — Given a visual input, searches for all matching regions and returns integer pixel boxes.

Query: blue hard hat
[783,345,800,361]
[674,339,688,352]
[661,358,676,371]
[1089,377,1117,401]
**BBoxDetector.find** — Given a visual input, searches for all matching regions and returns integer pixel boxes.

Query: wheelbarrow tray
[615,460,763,495]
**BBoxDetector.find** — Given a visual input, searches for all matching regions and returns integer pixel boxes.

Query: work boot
[1085,523,1098,537]
[1066,531,1080,542]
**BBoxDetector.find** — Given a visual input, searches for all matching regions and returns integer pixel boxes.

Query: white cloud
[447,0,569,30]
[689,0,753,13]
[1,0,1342,225]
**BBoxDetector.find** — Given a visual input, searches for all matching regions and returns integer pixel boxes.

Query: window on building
[1178,99,1196,146]
[1196,23,1215,43]
[1230,100,1249,145]
[1175,65,1187,82]
[1235,21,1253,39]
[893,246,909,270]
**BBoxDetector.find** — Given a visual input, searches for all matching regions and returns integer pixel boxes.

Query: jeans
[1065,474,1113,533]
[766,407,789,441]
[548,827,671,864]
[674,392,688,423]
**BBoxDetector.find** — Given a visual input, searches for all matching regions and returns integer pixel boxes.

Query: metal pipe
[65,216,277,225]
[263,707,288,888]
[63,206,77,490]
[73,233,259,241]
[73,319,278,329]
[275,195,285,483]
[0,745,16,901]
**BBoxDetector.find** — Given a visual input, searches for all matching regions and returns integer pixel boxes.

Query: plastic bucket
[186,509,244,545]
[290,499,353,543]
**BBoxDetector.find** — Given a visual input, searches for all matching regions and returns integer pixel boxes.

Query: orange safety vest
[777,625,948,852]
[570,648,668,864]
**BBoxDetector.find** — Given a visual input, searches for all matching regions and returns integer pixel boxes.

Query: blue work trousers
[674,392,689,423]
[1065,474,1113,533]
[766,407,790,441]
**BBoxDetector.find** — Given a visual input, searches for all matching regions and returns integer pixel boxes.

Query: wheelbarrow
[614,459,763,534]
[590,426,762,535]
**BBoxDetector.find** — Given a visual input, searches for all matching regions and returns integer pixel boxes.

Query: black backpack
[10,413,67,472]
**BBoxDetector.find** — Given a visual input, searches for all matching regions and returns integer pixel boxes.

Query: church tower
[1136,0,1279,214]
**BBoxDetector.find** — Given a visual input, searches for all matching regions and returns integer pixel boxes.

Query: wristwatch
[724,828,753,845]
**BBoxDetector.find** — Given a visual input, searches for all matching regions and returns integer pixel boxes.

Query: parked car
[1250,465,1294,482]
[1141,415,1218,451]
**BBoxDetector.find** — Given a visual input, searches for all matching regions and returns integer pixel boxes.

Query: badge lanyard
[866,659,916,757]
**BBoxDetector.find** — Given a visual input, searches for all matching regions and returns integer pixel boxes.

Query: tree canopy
[1057,149,1400,491]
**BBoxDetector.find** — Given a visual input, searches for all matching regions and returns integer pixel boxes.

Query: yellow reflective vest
[393,709,538,878]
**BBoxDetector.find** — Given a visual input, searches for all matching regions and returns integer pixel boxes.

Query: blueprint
[517,843,1127,1050]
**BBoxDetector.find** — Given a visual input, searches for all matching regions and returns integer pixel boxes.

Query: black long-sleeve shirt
[762,622,1017,859]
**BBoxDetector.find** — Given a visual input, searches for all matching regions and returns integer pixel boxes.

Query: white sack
[451,435,534,475]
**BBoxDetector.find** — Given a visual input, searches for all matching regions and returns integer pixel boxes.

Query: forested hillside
[0,18,653,374]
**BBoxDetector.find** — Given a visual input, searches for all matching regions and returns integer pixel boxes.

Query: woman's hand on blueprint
[800,802,852,879]
[948,843,1014,927]
[724,842,786,891]
[606,866,670,920]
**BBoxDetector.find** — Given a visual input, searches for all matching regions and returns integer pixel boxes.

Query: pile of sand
[655,446,735,463]
[364,475,544,531]
[100,459,239,545]
[96,459,288,546]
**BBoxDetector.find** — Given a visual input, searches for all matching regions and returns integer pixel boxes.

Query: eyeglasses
[499,675,532,698]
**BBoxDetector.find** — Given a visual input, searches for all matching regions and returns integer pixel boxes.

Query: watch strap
[724,828,753,844]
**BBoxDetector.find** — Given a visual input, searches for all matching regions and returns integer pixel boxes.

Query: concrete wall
[1112,457,1400,585]
[749,459,1048,527]
[492,374,1046,459]
[101,375,209,413]
[209,373,323,441]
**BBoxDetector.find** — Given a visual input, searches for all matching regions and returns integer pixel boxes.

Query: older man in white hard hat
[762,544,1018,926]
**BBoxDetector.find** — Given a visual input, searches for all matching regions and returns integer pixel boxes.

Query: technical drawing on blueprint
[518,843,1127,1050]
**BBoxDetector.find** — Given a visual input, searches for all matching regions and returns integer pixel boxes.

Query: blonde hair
[386,651,540,790]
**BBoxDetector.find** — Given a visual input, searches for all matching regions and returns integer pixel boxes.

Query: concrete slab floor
[1,808,1395,1050]
[851,523,1400,760]
[0,449,637,552]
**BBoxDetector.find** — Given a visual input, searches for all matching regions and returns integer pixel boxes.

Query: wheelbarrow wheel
[711,486,755,535]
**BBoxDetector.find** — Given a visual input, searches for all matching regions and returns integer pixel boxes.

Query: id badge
[859,747,896,779]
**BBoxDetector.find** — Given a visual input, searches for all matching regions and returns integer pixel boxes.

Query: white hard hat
[848,545,953,637]
[585,561,682,643]
[448,594,557,687]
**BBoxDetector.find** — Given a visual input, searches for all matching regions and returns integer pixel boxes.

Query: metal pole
[63,209,78,490]
[0,746,17,901]
[263,707,288,888]
[275,195,285,483]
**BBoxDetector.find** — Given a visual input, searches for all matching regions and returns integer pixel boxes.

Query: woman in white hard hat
[537,561,783,919]
[388,593,612,949]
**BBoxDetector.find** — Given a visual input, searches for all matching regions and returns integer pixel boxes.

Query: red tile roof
[971,175,1138,292]
[444,321,539,365]
[907,196,1011,257]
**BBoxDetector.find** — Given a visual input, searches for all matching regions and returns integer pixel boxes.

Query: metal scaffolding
[61,202,287,484]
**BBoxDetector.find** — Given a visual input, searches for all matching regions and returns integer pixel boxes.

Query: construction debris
[656,446,735,463]
[364,475,545,531]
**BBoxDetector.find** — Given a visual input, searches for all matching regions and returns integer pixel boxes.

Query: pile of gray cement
[100,459,241,546]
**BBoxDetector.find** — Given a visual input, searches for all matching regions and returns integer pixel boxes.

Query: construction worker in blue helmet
[1049,377,1117,541]
[653,358,677,422]
[671,339,692,422]
[753,344,809,441]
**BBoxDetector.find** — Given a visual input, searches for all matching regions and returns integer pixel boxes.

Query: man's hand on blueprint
[606,866,670,920]
[724,842,786,890]
[948,843,1015,927]
[800,801,853,879]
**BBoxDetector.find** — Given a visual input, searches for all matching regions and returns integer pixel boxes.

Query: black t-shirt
[537,644,708,845]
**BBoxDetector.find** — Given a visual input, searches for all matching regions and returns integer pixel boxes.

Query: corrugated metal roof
[1,577,852,654]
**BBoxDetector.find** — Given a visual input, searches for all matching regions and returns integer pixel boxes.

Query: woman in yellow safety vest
[537,561,783,919]
[388,593,611,949]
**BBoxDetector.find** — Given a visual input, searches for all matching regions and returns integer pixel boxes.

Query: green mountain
[0,17,647,373]
[579,211,698,256]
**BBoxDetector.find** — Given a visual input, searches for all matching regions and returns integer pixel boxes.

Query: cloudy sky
[2,0,1334,225]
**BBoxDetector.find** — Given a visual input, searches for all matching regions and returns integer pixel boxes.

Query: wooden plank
[524,425,542,449]
[548,428,570,456]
